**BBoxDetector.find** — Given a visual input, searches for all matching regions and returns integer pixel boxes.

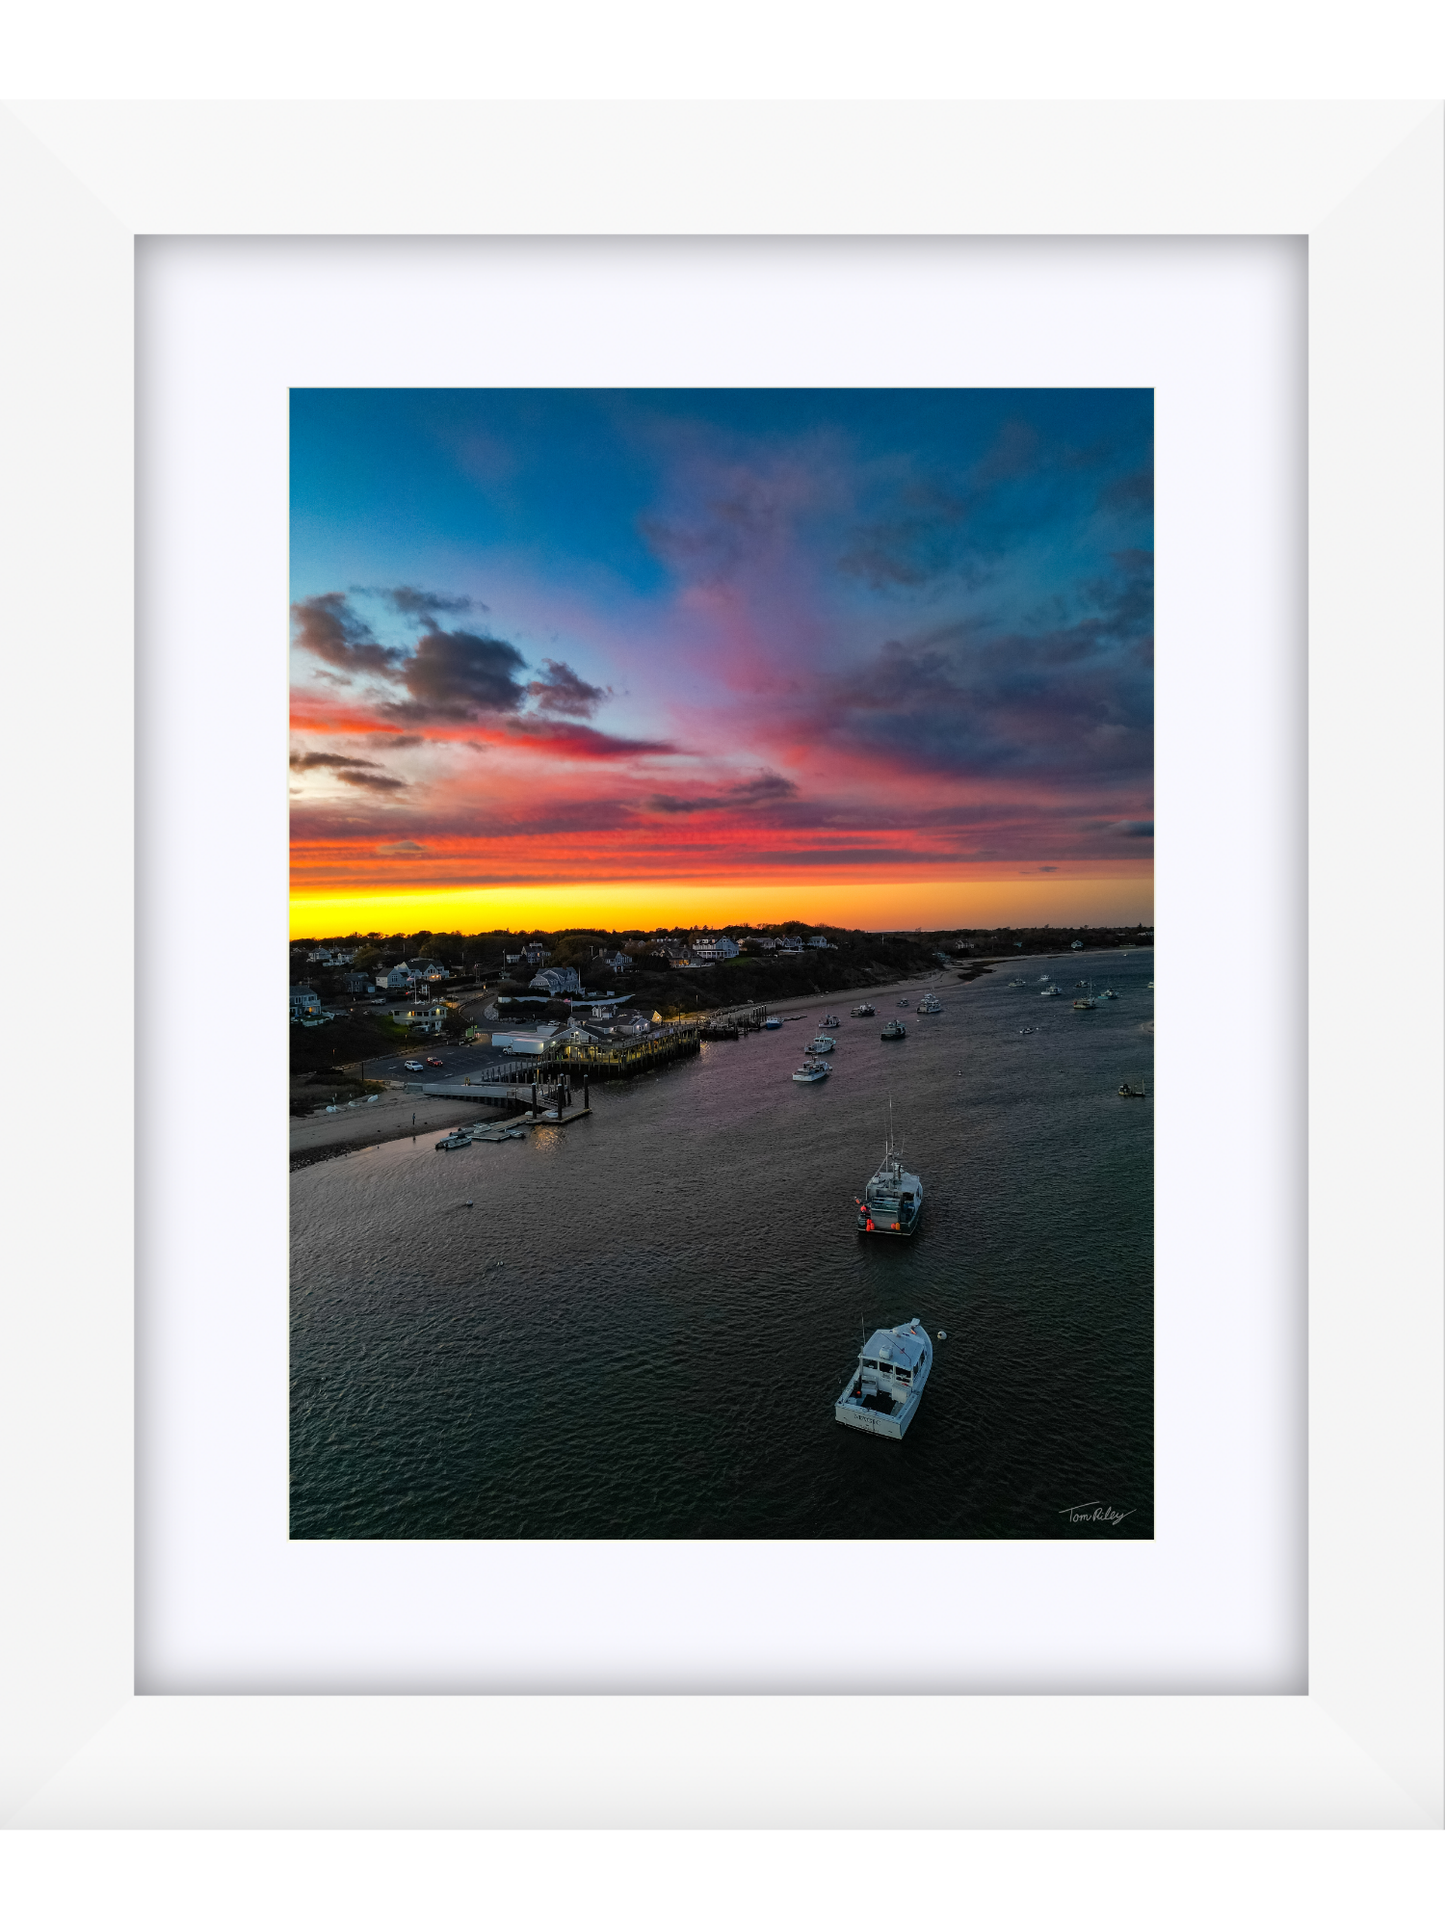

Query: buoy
[938,1330,947,1339]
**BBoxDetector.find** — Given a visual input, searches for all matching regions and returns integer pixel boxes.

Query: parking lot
[353,1034,513,1083]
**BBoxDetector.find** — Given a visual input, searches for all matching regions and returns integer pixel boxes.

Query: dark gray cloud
[388,628,530,720]
[370,733,425,750]
[817,548,1154,783]
[369,584,479,623]
[1110,820,1154,837]
[291,594,405,677]
[644,771,798,814]
[728,772,798,804]
[376,840,428,856]
[290,750,379,772]
[526,658,610,718]
[503,718,676,759]
[337,769,408,793]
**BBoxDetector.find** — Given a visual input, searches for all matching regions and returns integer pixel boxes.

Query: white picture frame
[0,100,1439,1830]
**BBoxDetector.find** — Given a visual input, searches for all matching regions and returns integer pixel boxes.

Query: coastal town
[290,919,1153,1165]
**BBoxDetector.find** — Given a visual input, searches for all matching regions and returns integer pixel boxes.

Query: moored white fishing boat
[804,1032,835,1053]
[855,1125,922,1233]
[792,1060,832,1083]
[835,1317,933,1438]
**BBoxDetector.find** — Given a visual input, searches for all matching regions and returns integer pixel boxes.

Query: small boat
[855,1118,922,1234]
[804,1033,835,1054]
[1009,977,1027,988]
[435,1131,471,1151]
[820,1013,840,1028]
[851,1002,875,1017]
[916,993,942,1014]
[896,999,910,1007]
[792,1060,832,1083]
[881,1019,907,1040]
[1097,986,1118,1000]
[1073,994,1096,1010]
[1118,1082,1148,1099]
[1147,981,1154,990]
[835,1317,933,1439]
[1040,985,1062,997]
[763,1016,783,1029]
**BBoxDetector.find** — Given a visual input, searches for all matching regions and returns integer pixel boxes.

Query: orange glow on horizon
[289,871,1153,939]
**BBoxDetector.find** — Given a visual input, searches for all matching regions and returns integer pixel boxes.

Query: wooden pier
[700,1002,770,1039]
[423,1069,593,1117]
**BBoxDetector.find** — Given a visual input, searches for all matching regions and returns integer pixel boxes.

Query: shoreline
[295,949,1151,1168]
[290,1090,512,1170]
[682,961,989,1024]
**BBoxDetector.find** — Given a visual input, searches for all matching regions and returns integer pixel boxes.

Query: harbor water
[291,954,1154,1538]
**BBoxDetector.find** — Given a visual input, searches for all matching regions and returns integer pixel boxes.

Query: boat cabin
[858,1326,927,1388]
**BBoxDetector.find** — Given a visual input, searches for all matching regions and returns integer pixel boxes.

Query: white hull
[834,1388,923,1438]
[835,1319,933,1440]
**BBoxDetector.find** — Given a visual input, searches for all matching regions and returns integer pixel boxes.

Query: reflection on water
[291,956,1154,1538]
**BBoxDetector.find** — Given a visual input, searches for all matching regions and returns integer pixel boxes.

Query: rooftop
[861,1324,928,1369]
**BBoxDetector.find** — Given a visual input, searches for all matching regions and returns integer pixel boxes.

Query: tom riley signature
[1059,1501,1135,1526]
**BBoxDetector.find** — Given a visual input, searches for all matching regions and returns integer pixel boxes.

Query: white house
[394,1003,446,1033]
[604,950,632,972]
[521,942,548,966]
[778,937,805,954]
[807,934,832,949]
[530,965,582,997]
[377,963,414,991]
[289,986,322,1021]
[408,959,449,981]
[691,935,739,962]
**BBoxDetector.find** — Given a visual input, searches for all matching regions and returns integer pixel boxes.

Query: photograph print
[289,388,1154,1539]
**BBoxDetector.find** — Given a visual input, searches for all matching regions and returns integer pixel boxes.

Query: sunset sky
[290,389,1153,937]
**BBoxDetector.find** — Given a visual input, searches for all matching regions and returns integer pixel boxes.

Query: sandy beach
[290,1086,515,1169]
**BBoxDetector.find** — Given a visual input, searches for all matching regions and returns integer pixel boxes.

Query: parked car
[403,1060,425,1072]
[425,1057,444,1068]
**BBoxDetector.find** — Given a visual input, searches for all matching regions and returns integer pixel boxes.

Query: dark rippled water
[291,954,1154,1539]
